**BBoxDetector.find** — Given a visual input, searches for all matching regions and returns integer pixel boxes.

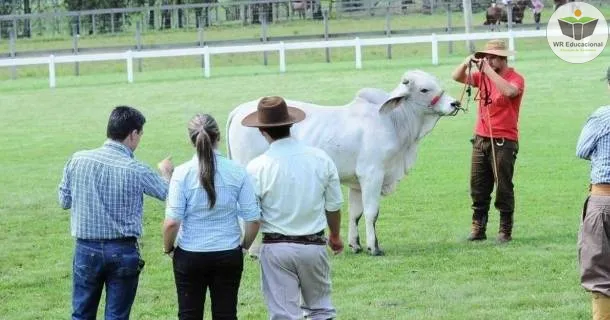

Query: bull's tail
[226,108,237,160]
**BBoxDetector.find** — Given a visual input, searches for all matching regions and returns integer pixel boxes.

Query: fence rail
[0,29,545,88]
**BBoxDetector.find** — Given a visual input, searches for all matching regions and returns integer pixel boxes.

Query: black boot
[497,211,513,243]
[467,211,488,241]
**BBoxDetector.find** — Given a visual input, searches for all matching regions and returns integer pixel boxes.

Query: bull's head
[379,70,461,116]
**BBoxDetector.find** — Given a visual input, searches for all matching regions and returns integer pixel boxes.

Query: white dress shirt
[247,137,343,236]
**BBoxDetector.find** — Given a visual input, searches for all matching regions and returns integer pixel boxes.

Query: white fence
[0,29,546,88]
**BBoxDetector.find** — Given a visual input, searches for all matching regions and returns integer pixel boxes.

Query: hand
[327,234,344,255]
[158,156,174,179]
[463,54,479,68]
[164,247,175,259]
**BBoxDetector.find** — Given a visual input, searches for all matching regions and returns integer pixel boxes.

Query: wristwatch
[164,246,175,255]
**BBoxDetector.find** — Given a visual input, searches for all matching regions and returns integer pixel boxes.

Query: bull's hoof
[349,244,362,254]
[367,247,385,256]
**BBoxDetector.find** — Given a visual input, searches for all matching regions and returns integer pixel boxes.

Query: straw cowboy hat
[241,96,306,128]
[474,39,516,58]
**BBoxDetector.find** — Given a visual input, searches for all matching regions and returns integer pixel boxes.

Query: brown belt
[590,184,610,196]
[262,231,326,245]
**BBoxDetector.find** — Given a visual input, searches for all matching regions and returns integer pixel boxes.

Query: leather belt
[591,184,610,196]
[262,231,326,245]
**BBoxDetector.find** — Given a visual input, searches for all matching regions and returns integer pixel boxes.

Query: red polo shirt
[468,68,525,141]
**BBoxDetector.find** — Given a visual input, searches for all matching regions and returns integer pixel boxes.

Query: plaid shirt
[577,106,610,184]
[58,140,168,239]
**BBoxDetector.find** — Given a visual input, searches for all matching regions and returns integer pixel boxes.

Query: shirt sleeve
[237,173,261,222]
[509,74,525,97]
[576,115,600,160]
[58,157,72,210]
[466,71,481,88]
[165,174,186,221]
[324,159,343,212]
[246,161,263,202]
[139,163,169,201]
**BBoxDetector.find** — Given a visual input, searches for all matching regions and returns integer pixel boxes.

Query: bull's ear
[380,79,411,114]
[379,96,405,114]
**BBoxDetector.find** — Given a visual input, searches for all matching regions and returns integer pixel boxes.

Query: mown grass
[0,39,609,319]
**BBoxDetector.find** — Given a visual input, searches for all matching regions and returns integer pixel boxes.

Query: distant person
[163,113,261,320]
[577,66,610,320]
[242,96,344,320]
[58,105,173,320]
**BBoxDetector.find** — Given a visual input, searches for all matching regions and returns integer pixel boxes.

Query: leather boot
[467,211,487,241]
[593,292,610,320]
[497,211,513,243]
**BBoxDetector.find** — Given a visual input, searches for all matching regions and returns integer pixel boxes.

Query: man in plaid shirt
[58,106,173,320]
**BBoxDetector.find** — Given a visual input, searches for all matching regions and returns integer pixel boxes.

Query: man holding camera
[451,39,525,243]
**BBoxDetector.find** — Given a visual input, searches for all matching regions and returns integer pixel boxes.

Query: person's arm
[58,158,72,210]
[163,172,185,255]
[452,55,479,85]
[325,209,343,254]
[324,160,344,254]
[163,218,181,254]
[237,173,261,250]
[480,60,523,98]
[140,158,173,201]
[576,115,601,160]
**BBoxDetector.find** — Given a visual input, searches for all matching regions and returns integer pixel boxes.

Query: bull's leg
[360,175,384,256]
[348,188,364,253]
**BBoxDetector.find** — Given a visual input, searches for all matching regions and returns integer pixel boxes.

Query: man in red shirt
[452,39,525,243]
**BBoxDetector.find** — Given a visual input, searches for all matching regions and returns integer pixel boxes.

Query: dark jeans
[172,246,244,320]
[72,238,143,320]
[470,135,519,220]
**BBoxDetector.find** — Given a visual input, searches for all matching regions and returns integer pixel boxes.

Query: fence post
[279,41,286,73]
[136,21,143,72]
[72,24,79,76]
[49,55,56,88]
[431,33,439,65]
[508,30,515,62]
[323,9,330,63]
[355,37,362,69]
[385,2,391,60]
[447,2,453,54]
[92,14,97,35]
[507,3,513,32]
[198,17,205,69]
[111,10,116,34]
[261,13,268,66]
[9,29,16,80]
[127,50,134,83]
[203,46,211,78]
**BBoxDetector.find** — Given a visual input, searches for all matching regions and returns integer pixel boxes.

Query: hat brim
[474,49,515,58]
[241,106,306,128]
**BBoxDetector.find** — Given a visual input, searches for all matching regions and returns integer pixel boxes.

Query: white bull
[226,70,461,255]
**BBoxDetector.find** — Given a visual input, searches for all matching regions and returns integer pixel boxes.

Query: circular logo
[546,1,608,64]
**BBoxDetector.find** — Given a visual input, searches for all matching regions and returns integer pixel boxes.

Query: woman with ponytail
[162,114,261,320]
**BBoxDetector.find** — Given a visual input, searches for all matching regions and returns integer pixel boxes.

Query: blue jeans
[72,238,143,320]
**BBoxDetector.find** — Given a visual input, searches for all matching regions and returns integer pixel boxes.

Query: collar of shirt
[190,150,223,162]
[103,139,134,159]
[267,137,298,155]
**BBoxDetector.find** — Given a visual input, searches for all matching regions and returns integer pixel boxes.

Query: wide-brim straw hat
[474,39,516,58]
[241,96,306,128]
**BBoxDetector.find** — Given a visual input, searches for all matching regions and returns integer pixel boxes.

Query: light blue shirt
[58,140,168,239]
[165,152,261,252]
[577,105,610,184]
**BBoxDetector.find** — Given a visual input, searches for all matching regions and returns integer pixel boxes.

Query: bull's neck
[389,103,440,148]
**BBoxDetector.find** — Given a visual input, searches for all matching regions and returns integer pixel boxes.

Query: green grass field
[0,32,609,319]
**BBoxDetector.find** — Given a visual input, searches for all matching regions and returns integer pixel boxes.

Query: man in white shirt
[242,96,344,320]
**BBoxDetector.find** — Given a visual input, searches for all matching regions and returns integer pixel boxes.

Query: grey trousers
[579,195,610,296]
[259,243,336,320]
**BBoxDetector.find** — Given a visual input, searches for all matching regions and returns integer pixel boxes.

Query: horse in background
[554,0,575,11]
[484,0,528,31]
